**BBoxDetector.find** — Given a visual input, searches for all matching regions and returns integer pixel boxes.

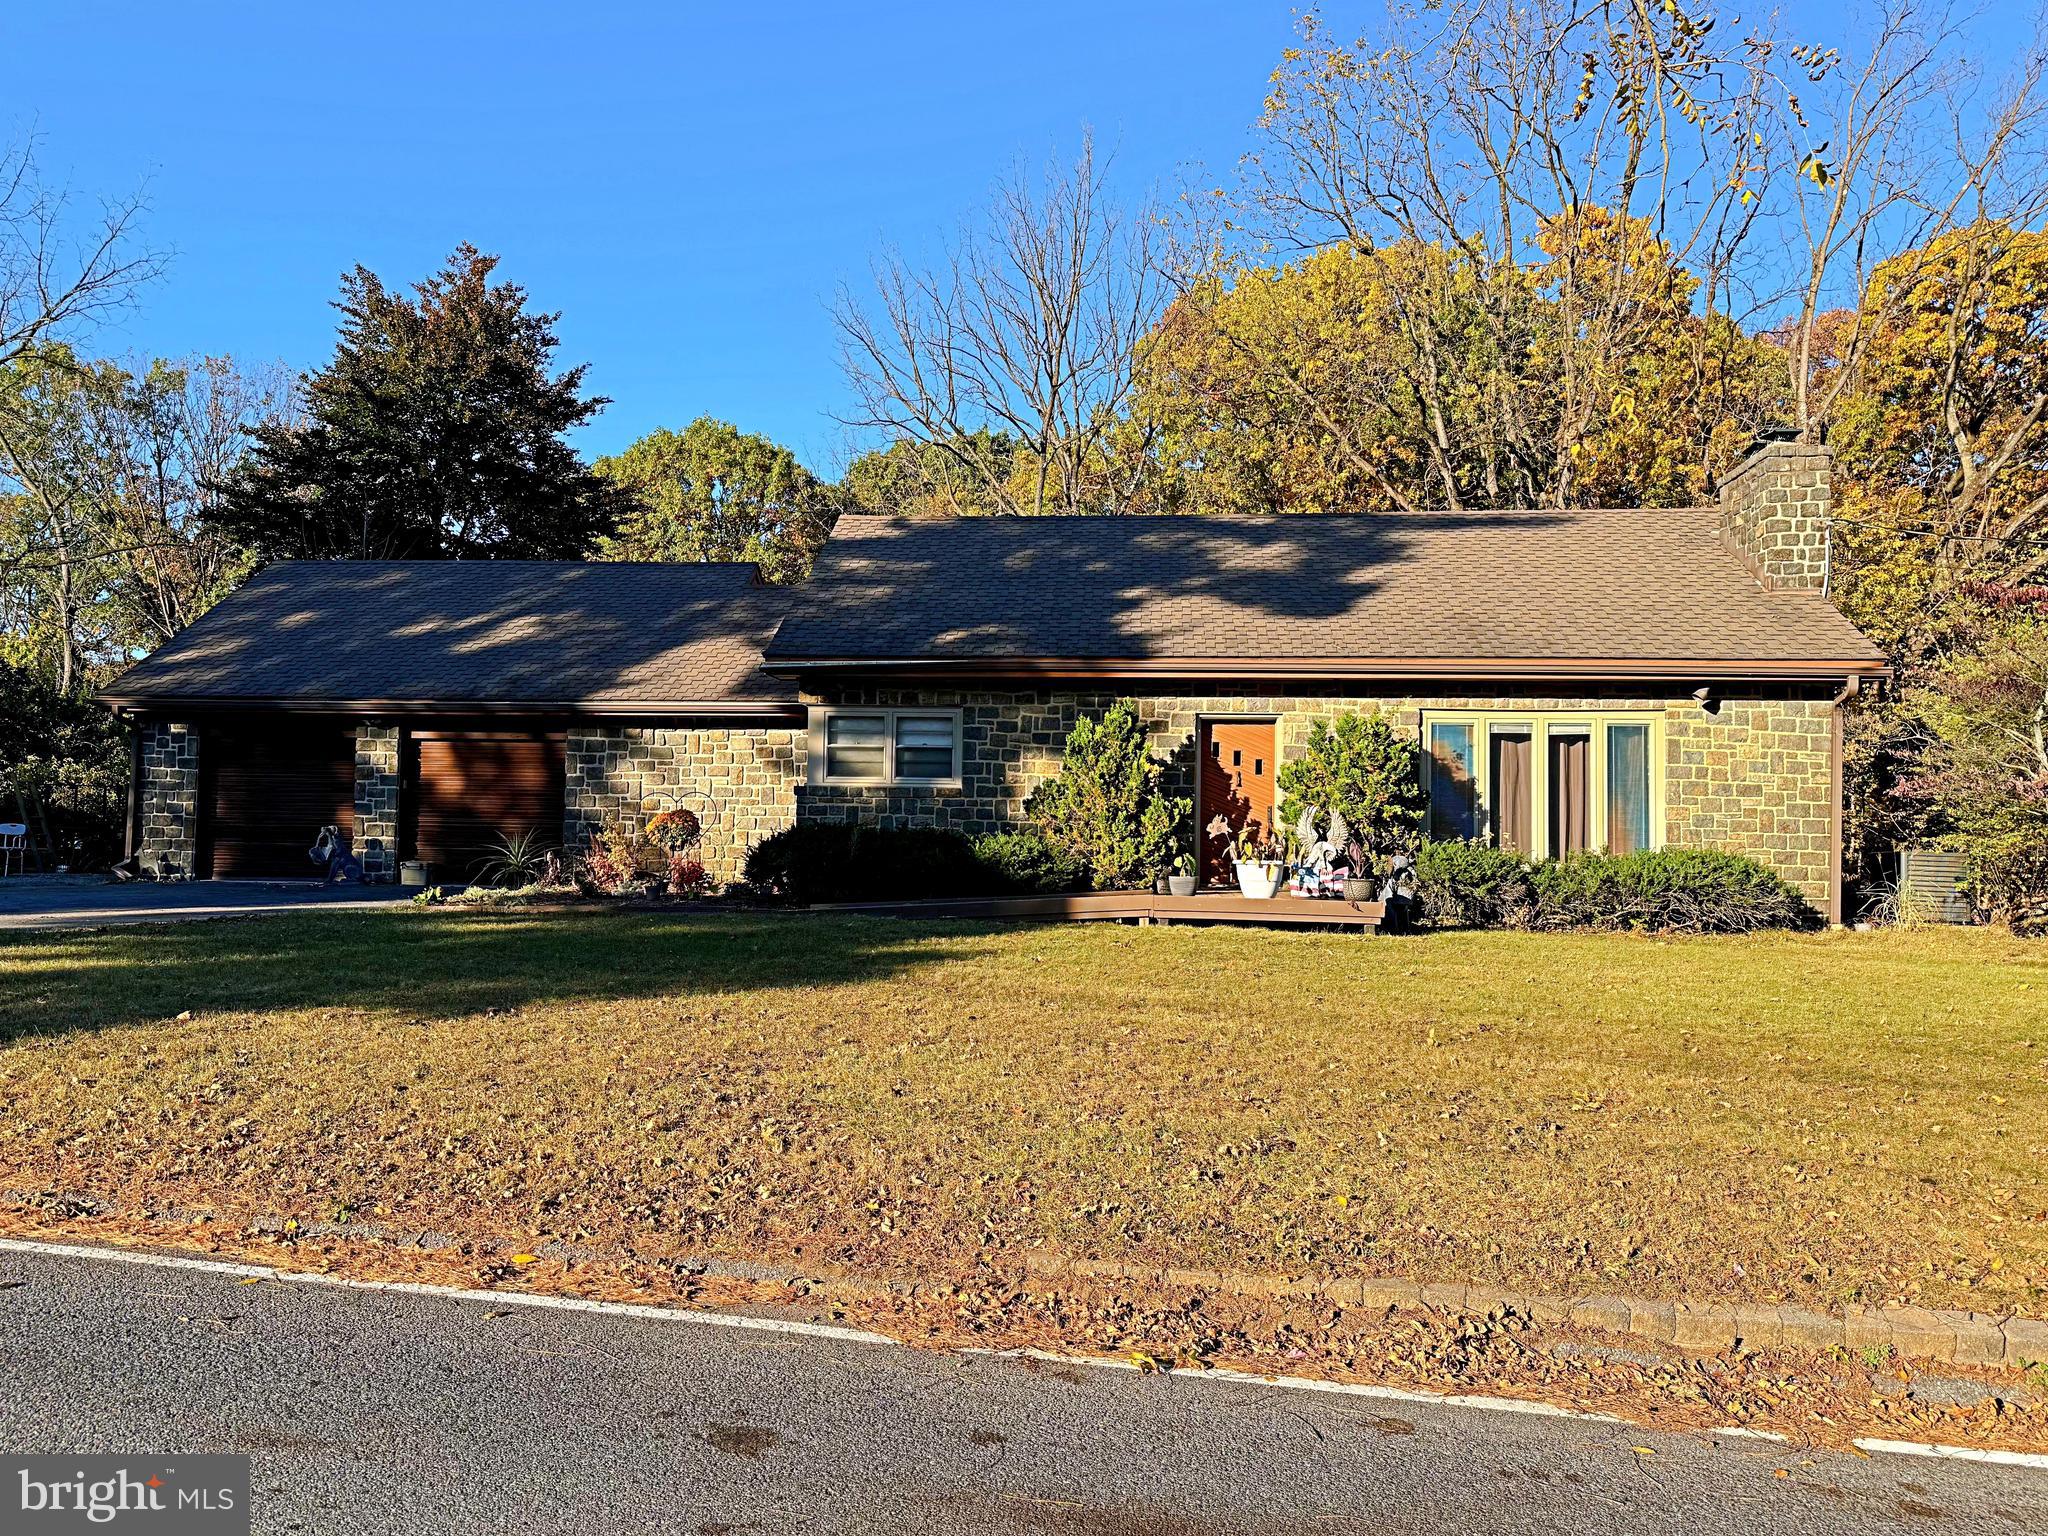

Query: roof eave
[762,655,1891,684]
[99,694,807,722]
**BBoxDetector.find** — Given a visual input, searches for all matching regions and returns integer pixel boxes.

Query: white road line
[1852,1438,2048,1471]
[6,1235,2045,1472]
[961,1346,1629,1422]
[0,1236,898,1347]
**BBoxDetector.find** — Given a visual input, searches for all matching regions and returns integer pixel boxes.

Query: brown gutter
[123,726,143,861]
[764,655,1892,683]
[100,696,807,723]
[1827,674,1866,928]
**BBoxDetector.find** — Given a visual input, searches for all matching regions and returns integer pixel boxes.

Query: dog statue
[309,825,367,884]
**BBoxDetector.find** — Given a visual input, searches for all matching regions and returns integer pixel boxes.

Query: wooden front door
[1199,720,1276,885]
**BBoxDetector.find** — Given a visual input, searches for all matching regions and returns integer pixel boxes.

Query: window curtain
[1548,732,1590,855]
[1490,731,1532,854]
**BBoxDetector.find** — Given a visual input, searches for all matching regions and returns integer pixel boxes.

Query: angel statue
[1290,804,1345,896]
[1293,804,1336,874]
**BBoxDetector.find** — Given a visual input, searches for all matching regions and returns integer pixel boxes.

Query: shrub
[1532,849,1815,933]
[576,829,637,895]
[742,823,993,905]
[1275,714,1426,867]
[972,830,1088,894]
[666,853,707,897]
[1023,700,1189,890]
[1415,841,1814,933]
[1414,839,1535,927]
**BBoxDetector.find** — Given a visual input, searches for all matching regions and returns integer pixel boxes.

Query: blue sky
[9,3,2036,475]
[10,3,1293,472]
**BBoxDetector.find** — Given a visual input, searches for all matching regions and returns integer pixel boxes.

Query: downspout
[1827,675,1862,927]
[123,712,143,863]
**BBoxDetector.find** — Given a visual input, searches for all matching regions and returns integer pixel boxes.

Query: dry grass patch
[0,911,2043,1314]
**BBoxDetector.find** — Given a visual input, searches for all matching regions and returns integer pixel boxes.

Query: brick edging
[7,1189,2040,1370]
[1017,1252,2046,1369]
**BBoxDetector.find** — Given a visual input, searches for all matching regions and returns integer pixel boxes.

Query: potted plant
[1167,852,1197,898]
[1211,816,1283,899]
[1332,814,1376,904]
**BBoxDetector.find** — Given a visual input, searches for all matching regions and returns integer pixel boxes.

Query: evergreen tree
[208,244,629,559]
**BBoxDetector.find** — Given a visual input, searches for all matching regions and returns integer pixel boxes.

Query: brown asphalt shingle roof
[104,560,798,708]
[766,511,1886,670]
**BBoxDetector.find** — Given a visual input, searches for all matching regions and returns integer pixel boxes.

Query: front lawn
[1,911,2042,1315]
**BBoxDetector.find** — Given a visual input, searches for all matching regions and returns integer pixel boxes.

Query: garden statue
[1289,804,1344,896]
[1326,808,1353,870]
[1294,804,1337,873]
[309,825,367,884]
[1379,851,1416,907]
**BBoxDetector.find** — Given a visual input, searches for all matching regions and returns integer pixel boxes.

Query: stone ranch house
[105,437,1885,919]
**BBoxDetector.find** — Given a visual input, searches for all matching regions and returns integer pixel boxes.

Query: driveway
[3,1239,2043,1535]
[0,874,411,932]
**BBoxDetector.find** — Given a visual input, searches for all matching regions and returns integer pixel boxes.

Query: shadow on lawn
[0,910,996,1043]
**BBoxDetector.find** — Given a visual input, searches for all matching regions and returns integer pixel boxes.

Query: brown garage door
[402,730,565,883]
[199,723,358,879]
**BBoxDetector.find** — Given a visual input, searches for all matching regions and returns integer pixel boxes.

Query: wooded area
[4,0,2045,919]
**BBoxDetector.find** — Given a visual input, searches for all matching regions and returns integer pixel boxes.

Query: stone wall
[1717,437,1831,591]
[796,684,1842,913]
[564,725,807,883]
[135,719,200,878]
[353,724,401,882]
[1665,695,1836,907]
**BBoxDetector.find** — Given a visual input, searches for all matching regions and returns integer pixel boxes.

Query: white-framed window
[809,708,963,787]
[1423,710,1662,860]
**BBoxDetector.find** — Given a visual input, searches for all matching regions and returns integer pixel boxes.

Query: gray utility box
[1898,848,1973,924]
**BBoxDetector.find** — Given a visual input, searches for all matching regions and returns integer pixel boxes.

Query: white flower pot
[1234,859,1283,899]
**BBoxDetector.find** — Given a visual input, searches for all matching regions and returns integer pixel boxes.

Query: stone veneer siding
[1717,440,1831,591]
[795,685,1841,913]
[564,725,807,883]
[353,724,401,881]
[135,719,201,877]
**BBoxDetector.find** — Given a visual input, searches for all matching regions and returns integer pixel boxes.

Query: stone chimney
[1716,428,1832,592]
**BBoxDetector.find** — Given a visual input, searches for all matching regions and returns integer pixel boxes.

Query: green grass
[1,910,2043,1313]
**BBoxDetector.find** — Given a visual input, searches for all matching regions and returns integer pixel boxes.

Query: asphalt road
[1,1245,2043,1535]
[0,876,409,931]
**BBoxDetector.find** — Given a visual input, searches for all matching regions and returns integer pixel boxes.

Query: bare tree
[0,136,162,374]
[1215,0,1777,510]
[834,135,1166,515]
[1761,1,2048,441]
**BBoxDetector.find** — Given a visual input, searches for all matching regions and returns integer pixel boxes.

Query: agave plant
[470,827,556,889]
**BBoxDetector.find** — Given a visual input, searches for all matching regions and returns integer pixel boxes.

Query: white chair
[0,823,26,878]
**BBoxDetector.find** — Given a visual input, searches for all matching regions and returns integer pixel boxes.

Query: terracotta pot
[1234,859,1283,899]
